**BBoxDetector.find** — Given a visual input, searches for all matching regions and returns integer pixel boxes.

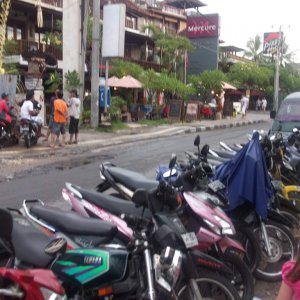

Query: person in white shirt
[67,89,81,144]
[20,90,43,136]
[262,97,267,111]
[240,93,249,118]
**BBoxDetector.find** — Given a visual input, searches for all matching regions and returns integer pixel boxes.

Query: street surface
[0,120,280,298]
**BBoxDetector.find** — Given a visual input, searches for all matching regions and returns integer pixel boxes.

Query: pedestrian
[262,97,267,111]
[43,89,59,143]
[276,252,300,300]
[240,93,249,118]
[50,90,68,149]
[256,97,262,111]
[67,89,80,144]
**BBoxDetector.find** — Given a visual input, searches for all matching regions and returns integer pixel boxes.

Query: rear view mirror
[169,155,177,169]
[132,189,149,208]
[45,238,67,256]
[270,110,276,119]
[194,135,200,147]
[201,144,210,156]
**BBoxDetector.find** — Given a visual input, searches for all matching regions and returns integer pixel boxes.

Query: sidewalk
[1,111,271,159]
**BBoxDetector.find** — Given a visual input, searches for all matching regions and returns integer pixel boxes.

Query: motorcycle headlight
[154,247,183,292]
[203,219,221,235]
[214,215,235,235]
[40,288,67,300]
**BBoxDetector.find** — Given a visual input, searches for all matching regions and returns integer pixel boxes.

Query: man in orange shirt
[50,90,68,148]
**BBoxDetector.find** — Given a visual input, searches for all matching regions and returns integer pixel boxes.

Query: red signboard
[263,32,282,54]
[186,14,219,38]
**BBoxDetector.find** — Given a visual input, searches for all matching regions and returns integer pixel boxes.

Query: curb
[1,118,268,159]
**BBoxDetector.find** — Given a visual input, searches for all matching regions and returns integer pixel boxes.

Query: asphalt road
[1,122,271,208]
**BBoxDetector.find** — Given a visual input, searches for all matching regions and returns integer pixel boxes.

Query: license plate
[208,180,225,192]
[181,232,198,248]
[21,127,29,132]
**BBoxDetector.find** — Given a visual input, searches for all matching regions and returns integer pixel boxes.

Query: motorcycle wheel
[279,208,300,232]
[233,225,262,273]
[253,220,297,281]
[222,251,254,300]
[177,271,240,300]
[24,134,31,148]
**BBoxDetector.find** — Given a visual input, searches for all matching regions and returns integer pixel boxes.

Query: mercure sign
[186,15,219,38]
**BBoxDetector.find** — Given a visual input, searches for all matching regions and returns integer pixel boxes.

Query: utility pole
[91,0,100,127]
[273,26,282,112]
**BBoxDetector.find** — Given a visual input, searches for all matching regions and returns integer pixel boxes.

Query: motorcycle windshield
[213,132,273,219]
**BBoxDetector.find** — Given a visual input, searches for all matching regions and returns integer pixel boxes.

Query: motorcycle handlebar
[121,213,150,230]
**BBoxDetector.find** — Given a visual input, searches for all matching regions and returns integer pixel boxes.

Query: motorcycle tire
[222,251,254,300]
[233,224,262,273]
[177,270,240,300]
[24,134,31,148]
[253,220,297,282]
[279,208,300,231]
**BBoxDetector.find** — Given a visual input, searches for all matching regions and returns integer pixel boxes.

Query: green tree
[189,70,226,102]
[64,70,81,91]
[145,25,193,80]
[110,59,144,79]
[244,34,263,63]
[0,0,11,74]
[45,70,62,93]
[227,63,272,90]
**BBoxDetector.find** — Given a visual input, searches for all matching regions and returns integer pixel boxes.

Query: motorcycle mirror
[169,155,177,170]
[132,189,149,208]
[201,144,210,157]
[194,135,200,147]
[44,238,67,256]
[0,209,13,241]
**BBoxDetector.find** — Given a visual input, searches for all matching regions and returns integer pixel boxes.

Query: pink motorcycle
[62,180,254,300]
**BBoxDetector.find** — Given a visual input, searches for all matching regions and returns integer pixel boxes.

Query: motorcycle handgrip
[121,214,148,229]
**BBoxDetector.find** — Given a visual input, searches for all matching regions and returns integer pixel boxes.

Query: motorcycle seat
[107,166,158,191]
[71,184,152,219]
[12,216,54,268]
[30,205,118,237]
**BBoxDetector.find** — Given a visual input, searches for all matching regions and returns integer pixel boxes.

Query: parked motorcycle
[63,159,253,299]
[0,208,66,300]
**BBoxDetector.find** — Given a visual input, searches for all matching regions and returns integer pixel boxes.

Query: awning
[109,75,143,88]
[222,81,237,90]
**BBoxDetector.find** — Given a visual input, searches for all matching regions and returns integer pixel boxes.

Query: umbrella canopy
[36,0,43,28]
[222,81,237,90]
[107,76,120,86]
[111,75,143,88]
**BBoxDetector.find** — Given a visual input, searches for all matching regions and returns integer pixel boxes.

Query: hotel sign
[187,14,219,38]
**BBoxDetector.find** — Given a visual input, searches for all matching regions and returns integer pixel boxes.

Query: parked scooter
[0,208,66,300]
[64,160,253,299]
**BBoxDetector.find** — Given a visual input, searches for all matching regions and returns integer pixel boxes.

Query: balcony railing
[124,56,161,72]
[125,19,135,30]
[15,40,62,61]
[42,0,62,8]
[158,4,185,17]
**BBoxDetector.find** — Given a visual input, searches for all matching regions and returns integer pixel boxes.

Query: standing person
[276,253,300,300]
[67,89,80,144]
[256,97,262,111]
[240,93,249,118]
[50,90,68,149]
[262,97,267,111]
[0,92,12,133]
[43,89,59,142]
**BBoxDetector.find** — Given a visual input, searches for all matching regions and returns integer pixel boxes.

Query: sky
[199,0,300,62]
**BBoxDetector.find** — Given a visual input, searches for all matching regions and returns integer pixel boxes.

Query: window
[6,26,14,39]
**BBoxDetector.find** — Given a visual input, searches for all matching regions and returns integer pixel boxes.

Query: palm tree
[244,34,263,63]
[0,0,11,74]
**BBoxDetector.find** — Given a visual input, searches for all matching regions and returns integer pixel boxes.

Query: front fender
[218,236,245,254]
[268,209,293,228]
[190,249,233,276]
